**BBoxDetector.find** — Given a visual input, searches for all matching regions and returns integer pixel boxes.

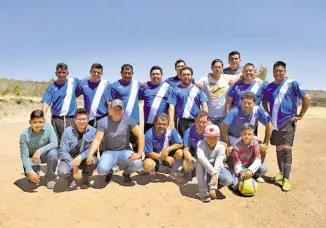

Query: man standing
[165,59,194,88]
[86,99,144,184]
[198,59,240,128]
[168,66,208,137]
[77,63,111,127]
[57,108,98,189]
[223,51,243,75]
[140,66,174,132]
[143,113,184,183]
[19,110,58,189]
[182,111,209,174]
[221,92,272,182]
[226,63,266,112]
[42,63,80,141]
[196,125,233,202]
[262,61,311,191]
[110,64,142,151]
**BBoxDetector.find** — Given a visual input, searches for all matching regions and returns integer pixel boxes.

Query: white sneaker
[112,165,120,173]
[255,177,265,183]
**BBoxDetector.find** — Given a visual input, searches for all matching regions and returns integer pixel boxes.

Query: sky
[0,0,326,90]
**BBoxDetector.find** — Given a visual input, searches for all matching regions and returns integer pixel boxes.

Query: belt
[52,115,74,119]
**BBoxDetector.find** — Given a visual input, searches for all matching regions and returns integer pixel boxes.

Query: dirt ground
[0,104,325,228]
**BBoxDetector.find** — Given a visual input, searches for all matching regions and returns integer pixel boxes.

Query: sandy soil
[0,103,325,228]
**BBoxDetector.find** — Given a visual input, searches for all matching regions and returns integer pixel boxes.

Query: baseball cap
[203,124,220,137]
[111,99,124,109]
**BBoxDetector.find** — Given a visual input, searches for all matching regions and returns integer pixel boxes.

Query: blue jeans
[97,150,143,176]
[231,164,268,189]
[196,163,233,194]
[57,156,98,179]
[26,148,59,181]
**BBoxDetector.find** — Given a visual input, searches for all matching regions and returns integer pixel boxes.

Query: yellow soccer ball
[238,178,258,196]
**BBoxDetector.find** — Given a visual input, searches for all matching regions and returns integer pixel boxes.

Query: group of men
[19,51,311,202]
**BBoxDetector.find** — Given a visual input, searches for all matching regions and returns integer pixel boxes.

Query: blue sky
[0,0,325,90]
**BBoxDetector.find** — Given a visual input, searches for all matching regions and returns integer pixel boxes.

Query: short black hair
[56,63,68,71]
[174,59,186,68]
[121,64,133,72]
[74,108,89,117]
[30,109,44,120]
[90,63,103,71]
[228,51,241,59]
[241,122,255,132]
[273,61,286,70]
[243,63,255,69]
[241,91,256,102]
[154,113,169,124]
[211,59,224,67]
[195,110,208,119]
[180,66,193,76]
[150,66,163,75]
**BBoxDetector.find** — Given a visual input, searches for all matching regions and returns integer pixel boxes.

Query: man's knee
[97,162,112,176]
[182,159,194,173]
[174,149,183,160]
[47,149,59,160]
[143,158,155,172]
[218,168,233,186]
[57,166,70,179]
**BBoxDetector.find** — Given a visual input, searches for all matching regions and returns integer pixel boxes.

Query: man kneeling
[143,113,184,183]
[231,123,267,191]
[196,124,233,202]
[57,108,98,189]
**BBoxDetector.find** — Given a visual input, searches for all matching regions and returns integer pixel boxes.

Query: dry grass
[0,78,51,97]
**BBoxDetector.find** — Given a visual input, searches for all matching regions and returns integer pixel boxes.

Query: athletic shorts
[271,121,296,146]
[177,118,195,138]
[51,116,74,143]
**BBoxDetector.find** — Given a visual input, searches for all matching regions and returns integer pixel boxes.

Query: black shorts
[146,150,178,172]
[144,123,154,133]
[51,116,74,143]
[271,121,296,146]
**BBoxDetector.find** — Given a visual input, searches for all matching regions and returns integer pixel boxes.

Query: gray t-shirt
[223,66,243,75]
[97,115,137,151]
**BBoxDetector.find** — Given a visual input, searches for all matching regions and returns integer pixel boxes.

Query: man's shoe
[122,172,132,183]
[46,180,56,189]
[199,193,211,203]
[255,176,265,183]
[105,170,113,183]
[282,178,291,192]
[271,172,284,182]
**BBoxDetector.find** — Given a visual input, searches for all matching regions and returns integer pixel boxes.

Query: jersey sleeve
[103,83,112,102]
[144,130,153,153]
[128,116,138,130]
[167,88,177,105]
[257,106,272,125]
[183,128,191,147]
[171,128,183,144]
[223,109,237,126]
[110,83,118,101]
[97,117,107,132]
[41,85,53,105]
[292,81,307,99]
[199,89,209,103]
[226,85,235,98]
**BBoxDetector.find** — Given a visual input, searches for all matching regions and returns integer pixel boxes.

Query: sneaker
[282,178,291,192]
[255,177,265,183]
[46,180,56,189]
[169,174,184,184]
[199,193,211,203]
[122,172,132,183]
[112,165,120,173]
[271,172,284,182]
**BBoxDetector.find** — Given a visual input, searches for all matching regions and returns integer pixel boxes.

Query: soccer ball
[238,178,258,196]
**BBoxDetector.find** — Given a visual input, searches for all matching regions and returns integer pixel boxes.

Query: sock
[283,148,292,179]
[276,150,284,174]
[170,159,182,174]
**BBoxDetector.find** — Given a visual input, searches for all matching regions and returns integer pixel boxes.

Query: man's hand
[210,174,218,186]
[32,150,41,163]
[165,156,175,166]
[73,167,82,180]
[244,170,253,180]
[129,152,142,161]
[291,115,302,122]
[184,153,192,162]
[168,121,175,129]
[238,171,245,181]
[86,155,94,165]
[226,146,233,156]
[72,156,82,169]
[259,143,268,154]
[194,82,203,89]
[161,149,170,160]
[28,171,40,184]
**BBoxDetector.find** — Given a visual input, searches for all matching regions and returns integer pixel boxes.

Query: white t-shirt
[199,73,239,118]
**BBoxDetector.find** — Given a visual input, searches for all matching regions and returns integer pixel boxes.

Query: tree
[256,65,268,82]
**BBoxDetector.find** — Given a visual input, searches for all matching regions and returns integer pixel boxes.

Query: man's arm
[162,143,183,156]
[225,96,233,113]
[42,103,50,115]
[87,131,104,158]
[168,104,175,128]
[38,125,58,155]
[263,122,273,145]
[262,101,270,115]
[201,102,208,112]
[131,125,144,155]
[146,152,162,160]
[196,142,216,176]
[19,134,33,174]
[297,94,311,119]
[220,123,230,147]
[183,147,192,160]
